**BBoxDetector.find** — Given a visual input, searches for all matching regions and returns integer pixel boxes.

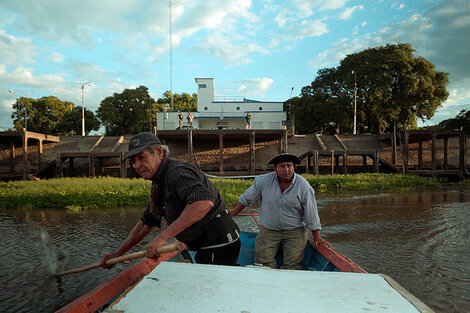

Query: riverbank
[0,174,441,210]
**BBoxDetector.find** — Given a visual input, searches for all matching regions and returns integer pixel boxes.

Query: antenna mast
[169,0,174,110]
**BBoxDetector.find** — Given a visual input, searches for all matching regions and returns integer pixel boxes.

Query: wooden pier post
[9,141,15,173]
[314,151,319,175]
[459,129,467,178]
[330,151,335,175]
[57,153,63,178]
[120,152,127,178]
[400,130,409,174]
[342,151,348,174]
[187,128,193,163]
[69,157,74,176]
[418,139,423,170]
[282,129,287,153]
[249,130,255,175]
[443,137,449,170]
[89,153,95,177]
[38,139,43,169]
[306,155,311,174]
[373,150,380,173]
[219,132,224,174]
[23,131,28,180]
[431,134,436,177]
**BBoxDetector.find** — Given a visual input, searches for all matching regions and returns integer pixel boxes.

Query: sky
[1,0,469,132]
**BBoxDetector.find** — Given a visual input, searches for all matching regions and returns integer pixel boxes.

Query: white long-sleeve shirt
[238,172,322,231]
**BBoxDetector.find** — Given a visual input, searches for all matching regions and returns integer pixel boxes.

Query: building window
[204,107,208,110]
[259,107,263,111]
[199,84,206,89]
[236,106,240,110]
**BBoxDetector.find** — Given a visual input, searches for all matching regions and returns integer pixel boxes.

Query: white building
[156,78,287,130]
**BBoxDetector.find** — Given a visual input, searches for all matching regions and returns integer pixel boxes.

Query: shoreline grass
[0,174,441,210]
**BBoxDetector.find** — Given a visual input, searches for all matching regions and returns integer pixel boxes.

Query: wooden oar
[56,242,185,277]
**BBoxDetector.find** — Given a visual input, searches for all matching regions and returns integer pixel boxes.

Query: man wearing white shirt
[230,153,329,269]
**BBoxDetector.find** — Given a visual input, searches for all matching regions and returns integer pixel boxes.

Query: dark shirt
[141,157,239,250]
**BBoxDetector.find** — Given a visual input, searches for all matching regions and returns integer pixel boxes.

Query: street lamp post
[81,82,91,136]
[9,89,27,131]
[352,70,357,135]
[289,87,294,134]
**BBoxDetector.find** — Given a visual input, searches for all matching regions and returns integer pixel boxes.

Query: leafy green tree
[97,86,160,136]
[157,91,197,112]
[438,110,470,133]
[10,96,97,134]
[53,106,101,135]
[298,43,449,134]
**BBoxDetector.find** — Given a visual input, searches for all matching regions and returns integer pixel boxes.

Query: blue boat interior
[175,231,340,271]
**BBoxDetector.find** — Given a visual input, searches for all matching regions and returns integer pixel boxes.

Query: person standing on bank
[187,112,194,129]
[245,112,251,129]
[177,111,184,129]
[100,132,241,267]
[230,153,329,269]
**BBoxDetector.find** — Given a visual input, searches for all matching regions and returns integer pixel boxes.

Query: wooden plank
[112,136,124,152]
[90,135,104,152]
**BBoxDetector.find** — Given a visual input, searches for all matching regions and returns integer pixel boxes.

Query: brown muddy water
[0,187,469,313]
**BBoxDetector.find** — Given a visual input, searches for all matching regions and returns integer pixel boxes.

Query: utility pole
[289,87,294,134]
[169,0,174,110]
[352,70,357,135]
[81,82,91,136]
[9,89,27,131]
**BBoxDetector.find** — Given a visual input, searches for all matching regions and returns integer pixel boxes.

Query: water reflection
[0,188,469,313]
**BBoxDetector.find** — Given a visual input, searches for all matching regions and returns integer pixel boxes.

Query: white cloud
[292,0,347,18]
[309,38,365,70]
[392,3,406,10]
[340,5,364,20]
[236,77,274,93]
[0,29,36,66]
[47,52,64,63]
[0,64,65,88]
[192,34,268,66]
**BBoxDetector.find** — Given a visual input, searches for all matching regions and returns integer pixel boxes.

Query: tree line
[10,87,197,136]
[9,43,468,136]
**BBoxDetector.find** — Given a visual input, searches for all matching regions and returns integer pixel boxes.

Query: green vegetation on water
[0,174,441,210]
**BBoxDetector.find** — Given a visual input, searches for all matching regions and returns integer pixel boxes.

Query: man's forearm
[230,202,246,216]
[311,229,320,239]
[159,200,214,242]
[115,220,153,255]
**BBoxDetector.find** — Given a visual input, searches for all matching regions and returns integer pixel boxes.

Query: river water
[0,186,469,312]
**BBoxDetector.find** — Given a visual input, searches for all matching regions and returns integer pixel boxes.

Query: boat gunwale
[55,248,183,313]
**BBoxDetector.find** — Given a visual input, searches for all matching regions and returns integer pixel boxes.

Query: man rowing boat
[100,132,240,267]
